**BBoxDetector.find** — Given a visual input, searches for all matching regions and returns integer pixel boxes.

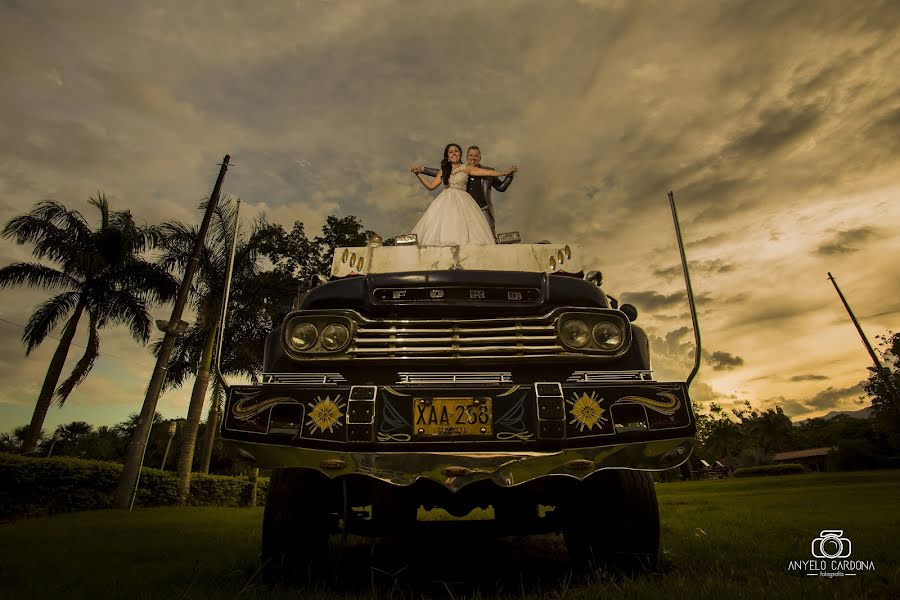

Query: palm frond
[2,212,88,267]
[21,291,81,354]
[0,263,78,291]
[157,220,203,275]
[54,313,100,406]
[89,194,110,231]
[153,323,210,390]
[210,200,235,253]
[27,201,91,238]
[89,288,151,342]
[99,259,178,305]
[109,207,164,255]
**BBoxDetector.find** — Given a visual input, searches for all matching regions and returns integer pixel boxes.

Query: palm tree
[0,196,177,453]
[0,425,38,453]
[749,407,793,454]
[156,199,288,501]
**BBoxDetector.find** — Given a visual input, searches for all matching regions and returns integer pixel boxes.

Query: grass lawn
[0,470,897,599]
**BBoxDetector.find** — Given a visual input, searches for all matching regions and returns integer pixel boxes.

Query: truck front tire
[261,468,332,579]
[561,469,660,571]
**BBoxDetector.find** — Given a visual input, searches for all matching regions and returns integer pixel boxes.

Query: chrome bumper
[228,436,694,492]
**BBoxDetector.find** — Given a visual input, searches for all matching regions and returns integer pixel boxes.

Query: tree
[746,407,793,454]
[0,196,177,453]
[0,425,39,453]
[304,215,375,281]
[155,199,293,501]
[259,214,373,287]
[700,404,745,460]
[863,331,900,448]
[55,420,94,457]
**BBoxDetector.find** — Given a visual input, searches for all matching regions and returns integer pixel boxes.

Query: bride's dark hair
[440,143,462,186]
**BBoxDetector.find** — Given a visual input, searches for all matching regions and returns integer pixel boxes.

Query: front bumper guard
[228,436,694,492]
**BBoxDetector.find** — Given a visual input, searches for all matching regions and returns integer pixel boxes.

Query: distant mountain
[794,406,873,425]
[819,407,873,420]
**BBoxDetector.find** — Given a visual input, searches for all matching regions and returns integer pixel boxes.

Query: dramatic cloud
[815,227,879,256]
[789,374,830,382]
[770,398,812,418]
[654,259,735,281]
[2,0,899,430]
[621,291,688,312]
[689,381,731,406]
[806,383,866,410]
[703,350,745,371]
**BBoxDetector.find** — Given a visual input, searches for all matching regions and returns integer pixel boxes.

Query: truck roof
[331,243,583,277]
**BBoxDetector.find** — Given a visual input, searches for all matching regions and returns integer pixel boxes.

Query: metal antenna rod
[668,191,701,387]
[827,272,899,405]
[215,198,240,392]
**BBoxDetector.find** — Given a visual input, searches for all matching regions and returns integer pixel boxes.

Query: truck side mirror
[620,303,638,322]
[496,231,521,244]
[308,274,328,290]
[585,271,603,286]
[391,234,418,245]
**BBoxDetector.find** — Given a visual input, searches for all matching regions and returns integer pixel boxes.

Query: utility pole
[46,429,62,458]
[160,420,177,470]
[113,155,231,509]
[827,272,900,405]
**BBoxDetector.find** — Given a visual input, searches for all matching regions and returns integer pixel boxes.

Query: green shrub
[732,463,806,477]
[0,452,267,519]
[826,439,900,471]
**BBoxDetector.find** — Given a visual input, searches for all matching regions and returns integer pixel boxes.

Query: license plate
[413,397,493,436]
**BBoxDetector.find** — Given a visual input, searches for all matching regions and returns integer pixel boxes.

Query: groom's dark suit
[420,165,513,236]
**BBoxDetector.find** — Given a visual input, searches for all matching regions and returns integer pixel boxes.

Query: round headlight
[560,319,590,348]
[288,322,318,351]
[592,322,622,349]
[320,323,350,351]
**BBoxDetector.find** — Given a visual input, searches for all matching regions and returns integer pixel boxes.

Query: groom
[416,146,515,237]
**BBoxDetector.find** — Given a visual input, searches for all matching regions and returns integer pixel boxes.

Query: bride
[410,143,517,246]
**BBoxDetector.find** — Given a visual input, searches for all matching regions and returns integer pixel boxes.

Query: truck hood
[301,270,609,318]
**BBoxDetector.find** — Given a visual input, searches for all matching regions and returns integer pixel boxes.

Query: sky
[1,0,899,435]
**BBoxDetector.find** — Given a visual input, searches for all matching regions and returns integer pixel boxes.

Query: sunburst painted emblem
[306,395,346,434]
[566,391,607,432]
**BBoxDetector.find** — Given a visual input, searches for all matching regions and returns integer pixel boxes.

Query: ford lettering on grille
[374,287,540,303]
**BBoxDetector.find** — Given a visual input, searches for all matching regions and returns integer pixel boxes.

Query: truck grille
[348,314,562,359]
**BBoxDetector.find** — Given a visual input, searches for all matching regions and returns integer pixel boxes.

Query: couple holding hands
[409,143,518,246]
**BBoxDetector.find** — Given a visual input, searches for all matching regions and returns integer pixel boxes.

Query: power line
[0,316,156,368]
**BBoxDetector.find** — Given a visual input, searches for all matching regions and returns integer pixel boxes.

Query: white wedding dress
[412,165,496,246]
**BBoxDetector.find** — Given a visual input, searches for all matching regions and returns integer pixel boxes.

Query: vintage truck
[221,205,700,573]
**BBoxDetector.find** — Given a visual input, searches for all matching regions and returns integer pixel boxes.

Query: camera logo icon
[811,530,852,559]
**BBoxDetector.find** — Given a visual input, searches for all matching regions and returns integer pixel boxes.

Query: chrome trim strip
[568,370,654,382]
[262,373,347,384]
[397,372,513,384]
[224,437,695,492]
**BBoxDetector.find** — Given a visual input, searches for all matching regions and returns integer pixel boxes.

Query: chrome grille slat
[354,335,558,344]
[349,344,563,354]
[347,312,563,359]
[357,325,555,334]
